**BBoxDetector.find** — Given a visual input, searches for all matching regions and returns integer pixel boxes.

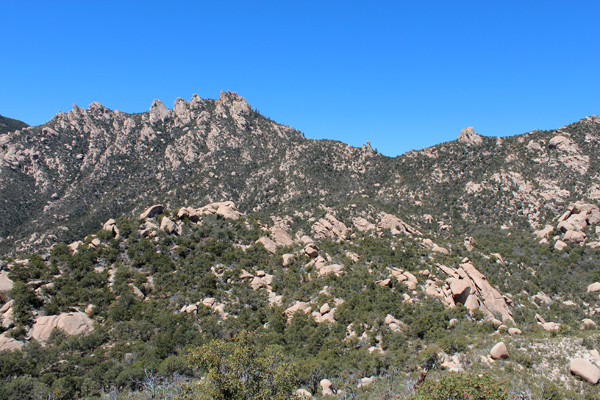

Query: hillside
[0,199,599,399]
[1,92,599,256]
[0,115,28,135]
[0,93,599,399]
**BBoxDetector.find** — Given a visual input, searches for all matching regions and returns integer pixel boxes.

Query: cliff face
[1,90,599,254]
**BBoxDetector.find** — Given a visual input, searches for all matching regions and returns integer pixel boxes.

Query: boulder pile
[431,260,513,322]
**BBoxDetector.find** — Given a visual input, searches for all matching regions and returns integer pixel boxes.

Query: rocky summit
[0,93,600,399]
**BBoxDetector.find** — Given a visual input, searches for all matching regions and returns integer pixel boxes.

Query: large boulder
[490,342,509,360]
[0,333,24,351]
[317,264,344,277]
[282,254,294,267]
[588,282,600,293]
[250,276,269,290]
[464,294,480,310]
[570,358,600,384]
[31,312,94,344]
[554,240,568,251]
[160,217,178,235]
[582,319,597,329]
[549,135,576,151]
[534,225,554,238]
[432,244,450,255]
[295,388,313,398]
[1,300,14,328]
[67,241,83,253]
[139,205,164,219]
[352,217,375,232]
[102,218,120,237]
[320,379,334,396]
[197,201,243,220]
[0,271,14,293]
[303,244,319,258]
[271,226,293,246]
[541,322,561,331]
[458,262,513,322]
[508,327,522,335]
[449,279,472,304]
[285,302,310,322]
[256,237,278,254]
[177,207,200,222]
[564,230,586,243]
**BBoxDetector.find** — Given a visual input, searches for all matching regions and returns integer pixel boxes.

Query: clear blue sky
[1,1,599,156]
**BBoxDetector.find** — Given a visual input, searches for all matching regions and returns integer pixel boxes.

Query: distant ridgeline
[0,91,599,257]
[0,115,28,134]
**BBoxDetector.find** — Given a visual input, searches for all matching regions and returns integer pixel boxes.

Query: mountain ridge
[0,92,599,256]
[0,115,28,135]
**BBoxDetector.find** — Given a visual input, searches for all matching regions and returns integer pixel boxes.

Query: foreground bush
[408,373,509,400]
[187,332,299,400]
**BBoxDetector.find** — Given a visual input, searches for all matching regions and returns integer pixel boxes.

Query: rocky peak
[88,101,105,111]
[458,127,483,146]
[149,99,169,124]
[69,104,84,118]
[217,91,252,129]
[190,93,203,106]
[87,101,111,119]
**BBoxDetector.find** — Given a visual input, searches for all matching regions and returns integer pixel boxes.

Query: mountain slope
[0,197,599,399]
[0,115,28,135]
[0,92,389,254]
[0,91,599,256]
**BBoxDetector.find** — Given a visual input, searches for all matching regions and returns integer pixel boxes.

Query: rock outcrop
[312,214,351,241]
[352,217,375,232]
[197,201,243,220]
[457,127,483,146]
[31,312,94,344]
[548,134,590,174]
[256,237,278,254]
[140,205,164,220]
[285,302,311,322]
[160,217,178,235]
[435,260,513,322]
[378,212,421,236]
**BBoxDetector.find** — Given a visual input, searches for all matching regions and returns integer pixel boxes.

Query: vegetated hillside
[1,92,600,397]
[0,115,28,135]
[0,199,599,399]
[1,91,599,257]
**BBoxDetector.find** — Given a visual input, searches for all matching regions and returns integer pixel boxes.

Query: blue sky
[1,1,599,156]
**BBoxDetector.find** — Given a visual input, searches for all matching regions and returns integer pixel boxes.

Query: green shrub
[408,373,509,400]
[187,332,299,400]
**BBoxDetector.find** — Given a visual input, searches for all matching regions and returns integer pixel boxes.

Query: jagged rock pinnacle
[458,127,483,146]
[149,99,169,124]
